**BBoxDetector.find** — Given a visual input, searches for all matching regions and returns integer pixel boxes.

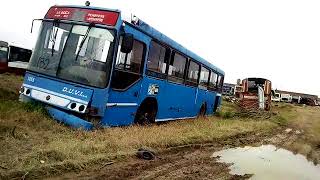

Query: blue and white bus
[20,4,225,130]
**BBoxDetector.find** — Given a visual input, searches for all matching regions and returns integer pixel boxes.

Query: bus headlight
[20,86,31,96]
[67,102,87,113]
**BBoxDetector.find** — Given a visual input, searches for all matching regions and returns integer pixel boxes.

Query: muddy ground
[1,74,319,179]
[48,127,303,180]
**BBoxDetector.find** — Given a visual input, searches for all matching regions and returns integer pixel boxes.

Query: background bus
[8,45,32,72]
[20,4,224,130]
[0,41,32,74]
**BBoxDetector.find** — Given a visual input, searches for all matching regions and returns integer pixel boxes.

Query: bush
[222,111,235,119]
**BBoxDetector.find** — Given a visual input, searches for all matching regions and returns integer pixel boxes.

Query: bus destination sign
[45,6,119,26]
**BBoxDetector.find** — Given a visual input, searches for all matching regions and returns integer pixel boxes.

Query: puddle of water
[212,145,320,180]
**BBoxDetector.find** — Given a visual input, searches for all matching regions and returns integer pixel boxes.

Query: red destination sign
[45,7,75,20]
[45,6,119,26]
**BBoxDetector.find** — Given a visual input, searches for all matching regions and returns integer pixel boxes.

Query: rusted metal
[237,78,272,111]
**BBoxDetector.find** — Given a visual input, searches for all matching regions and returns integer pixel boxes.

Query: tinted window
[8,46,32,63]
[147,41,168,74]
[186,60,200,86]
[199,66,210,88]
[209,70,218,90]
[115,38,144,74]
[168,52,186,83]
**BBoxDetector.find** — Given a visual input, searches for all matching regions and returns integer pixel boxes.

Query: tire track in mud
[49,127,298,180]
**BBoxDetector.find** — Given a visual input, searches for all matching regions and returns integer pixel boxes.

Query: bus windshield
[29,21,115,88]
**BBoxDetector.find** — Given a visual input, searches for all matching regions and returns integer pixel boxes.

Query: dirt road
[49,128,300,180]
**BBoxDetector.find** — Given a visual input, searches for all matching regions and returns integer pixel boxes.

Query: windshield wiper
[50,20,60,56]
[75,23,94,61]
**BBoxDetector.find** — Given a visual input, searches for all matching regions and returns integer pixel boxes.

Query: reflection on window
[112,37,145,90]
[115,38,144,74]
[168,52,186,83]
[29,22,72,76]
[217,75,224,88]
[199,66,209,88]
[187,60,200,86]
[147,41,168,74]
[57,25,115,87]
[209,71,218,90]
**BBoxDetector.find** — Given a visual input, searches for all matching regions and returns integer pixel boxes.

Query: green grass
[0,74,294,178]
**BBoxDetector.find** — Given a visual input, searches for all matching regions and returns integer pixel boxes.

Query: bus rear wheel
[134,99,157,125]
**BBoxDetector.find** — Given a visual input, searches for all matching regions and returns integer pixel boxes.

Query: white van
[280,93,292,103]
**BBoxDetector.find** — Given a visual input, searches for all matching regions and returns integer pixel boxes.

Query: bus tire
[198,103,207,117]
[134,98,158,125]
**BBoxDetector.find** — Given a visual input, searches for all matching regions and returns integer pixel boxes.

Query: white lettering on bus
[56,11,70,15]
[86,13,105,22]
[62,87,87,98]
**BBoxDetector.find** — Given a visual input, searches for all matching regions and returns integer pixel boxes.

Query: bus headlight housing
[19,86,31,96]
[67,102,87,113]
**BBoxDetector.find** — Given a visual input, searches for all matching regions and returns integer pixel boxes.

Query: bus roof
[49,5,225,75]
[126,19,225,75]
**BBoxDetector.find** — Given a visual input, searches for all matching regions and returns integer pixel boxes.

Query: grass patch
[0,74,297,178]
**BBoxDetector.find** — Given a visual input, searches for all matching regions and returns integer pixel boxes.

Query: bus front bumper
[47,107,94,131]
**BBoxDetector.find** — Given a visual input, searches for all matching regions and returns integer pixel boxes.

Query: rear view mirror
[31,19,43,33]
[120,33,134,53]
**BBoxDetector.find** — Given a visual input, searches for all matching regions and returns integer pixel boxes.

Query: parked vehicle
[271,90,281,102]
[291,95,301,104]
[237,78,272,111]
[8,45,32,72]
[0,41,32,74]
[20,4,225,130]
[280,93,292,103]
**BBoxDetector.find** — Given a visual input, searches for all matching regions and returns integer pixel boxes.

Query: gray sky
[1,0,320,96]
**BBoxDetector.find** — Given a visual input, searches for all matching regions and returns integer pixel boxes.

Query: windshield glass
[29,21,115,88]
[0,47,8,62]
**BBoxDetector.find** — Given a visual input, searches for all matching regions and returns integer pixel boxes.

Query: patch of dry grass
[0,74,285,178]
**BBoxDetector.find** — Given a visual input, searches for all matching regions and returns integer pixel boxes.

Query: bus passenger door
[102,26,148,126]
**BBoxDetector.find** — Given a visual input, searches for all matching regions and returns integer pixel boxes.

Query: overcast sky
[1,0,320,96]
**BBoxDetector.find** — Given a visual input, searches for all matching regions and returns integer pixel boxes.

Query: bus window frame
[217,74,224,92]
[167,50,187,85]
[145,40,171,80]
[199,65,210,90]
[208,70,219,91]
[185,59,200,87]
[111,37,147,91]
[27,19,118,89]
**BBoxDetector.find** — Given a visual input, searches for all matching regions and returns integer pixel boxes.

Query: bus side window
[199,66,210,90]
[111,37,145,90]
[186,60,200,87]
[168,52,186,84]
[208,70,218,91]
[217,75,224,92]
[146,41,169,78]
[115,37,144,73]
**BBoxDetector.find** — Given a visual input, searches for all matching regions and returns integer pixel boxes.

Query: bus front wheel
[134,98,158,125]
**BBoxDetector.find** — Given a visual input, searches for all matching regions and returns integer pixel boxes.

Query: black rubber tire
[134,101,157,125]
[198,104,206,117]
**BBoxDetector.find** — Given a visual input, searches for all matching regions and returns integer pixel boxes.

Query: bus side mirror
[120,33,134,53]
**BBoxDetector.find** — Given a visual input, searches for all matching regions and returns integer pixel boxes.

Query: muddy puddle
[212,145,320,180]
